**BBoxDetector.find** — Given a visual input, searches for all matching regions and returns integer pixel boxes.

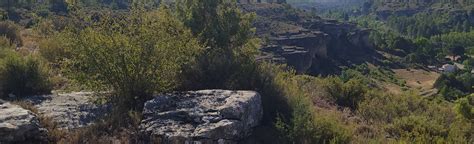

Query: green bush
[0,36,13,51]
[434,72,473,101]
[0,21,22,46]
[39,35,69,64]
[357,90,472,143]
[62,6,201,110]
[276,95,352,144]
[0,52,52,98]
[454,94,474,120]
[176,0,259,90]
[358,92,425,123]
[386,115,447,143]
[323,77,367,110]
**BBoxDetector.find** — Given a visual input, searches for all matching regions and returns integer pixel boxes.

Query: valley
[0,0,472,144]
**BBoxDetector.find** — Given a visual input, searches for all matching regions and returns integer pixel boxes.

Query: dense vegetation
[0,0,472,143]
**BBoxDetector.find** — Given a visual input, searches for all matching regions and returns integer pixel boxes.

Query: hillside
[0,1,472,144]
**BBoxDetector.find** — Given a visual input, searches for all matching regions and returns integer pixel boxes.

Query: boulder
[0,99,47,143]
[25,92,110,130]
[140,90,263,144]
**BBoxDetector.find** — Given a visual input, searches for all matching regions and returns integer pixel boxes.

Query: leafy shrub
[252,66,353,143]
[176,0,259,90]
[276,95,352,144]
[323,77,367,110]
[386,115,447,142]
[0,52,52,98]
[39,35,69,64]
[358,90,472,143]
[62,6,201,109]
[434,72,473,101]
[358,92,424,123]
[454,94,474,120]
[0,21,22,46]
[0,36,13,51]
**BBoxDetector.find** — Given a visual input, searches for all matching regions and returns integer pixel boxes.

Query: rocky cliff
[242,4,375,74]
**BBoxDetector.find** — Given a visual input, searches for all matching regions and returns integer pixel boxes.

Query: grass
[393,69,440,91]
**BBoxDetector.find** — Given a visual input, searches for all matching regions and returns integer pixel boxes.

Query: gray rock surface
[25,92,110,130]
[0,99,47,143]
[140,90,263,144]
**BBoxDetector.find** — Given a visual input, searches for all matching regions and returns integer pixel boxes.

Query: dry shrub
[38,35,70,65]
[0,53,52,98]
[0,21,22,46]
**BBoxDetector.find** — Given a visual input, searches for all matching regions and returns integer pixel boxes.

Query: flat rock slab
[0,99,47,143]
[140,90,263,144]
[25,92,110,130]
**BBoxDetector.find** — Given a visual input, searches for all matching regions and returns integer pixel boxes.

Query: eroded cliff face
[243,4,375,75]
[260,29,329,73]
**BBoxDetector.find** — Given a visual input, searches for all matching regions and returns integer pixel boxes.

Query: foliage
[39,34,70,64]
[0,21,22,46]
[273,72,353,144]
[454,94,474,120]
[386,115,448,142]
[176,0,260,89]
[463,58,474,70]
[323,77,367,110]
[276,95,352,144]
[0,51,52,98]
[358,90,472,143]
[385,11,472,37]
[0,36,14,51]
[49,0,70,13]
[430,31,474,55]
[173,2,353,142]
[435,71,473,101]
[62,6,201,109]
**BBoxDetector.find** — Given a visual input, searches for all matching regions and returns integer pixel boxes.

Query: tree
[0,0,19,11]
[176,0,259,89]
[49,0,68,13]
[449,45,465,59]
[63,6,201,109]
[463,20,470,32]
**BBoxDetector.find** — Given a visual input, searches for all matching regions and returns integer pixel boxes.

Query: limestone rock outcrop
[140,90,263,144]
[0,99,47,143]
[25,92,110,130]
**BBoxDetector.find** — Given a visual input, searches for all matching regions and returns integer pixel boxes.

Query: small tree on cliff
[449,45,465,60]
[62,5,201,110]
[176,0,260,89]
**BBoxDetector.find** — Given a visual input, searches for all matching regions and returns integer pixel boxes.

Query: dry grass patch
[393,69,440,92]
